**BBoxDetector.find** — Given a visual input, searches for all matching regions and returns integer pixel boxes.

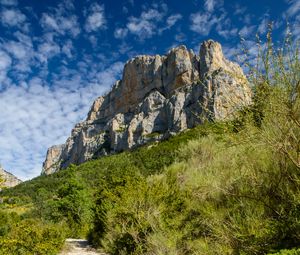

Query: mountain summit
[42,40,252,175]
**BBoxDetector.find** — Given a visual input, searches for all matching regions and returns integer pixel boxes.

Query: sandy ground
[58,239,106,255]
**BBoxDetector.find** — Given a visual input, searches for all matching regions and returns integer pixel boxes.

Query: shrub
[0,219,66,255]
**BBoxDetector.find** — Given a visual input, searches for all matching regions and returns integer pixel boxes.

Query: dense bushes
[0,211,66,255]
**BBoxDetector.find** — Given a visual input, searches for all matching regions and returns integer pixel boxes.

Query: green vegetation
[0,211,66,255]
[0,32,299,254]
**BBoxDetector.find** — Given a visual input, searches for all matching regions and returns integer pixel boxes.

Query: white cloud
[116,7,169,40]
[41,14,59,31]
[13,31,33,48]
[222,44,238,60]
[0,51,12,71]
[190,12,220,35]
[115,4,182,41]
[283,0,300,39]
[4,41,27,59]
[84,3,106,32]
[175,32,187,42]
[234,4,247,15]
[62,40,74,58]
[126,8,165,39]
[37,41,60,63]
[190,0,234,37]
[0,0,18,6]
[286,0,300,17]
[217,27,238,39]
[0,61,124,180]
[258,16,269,34]
[41,13,80,37]
[239,25,256,38]
[0,8,26,27]
[2,40,35,72]
[166,14,182,27]
[114,27,128,39]
[158,13,182,34]
[96,61,123,85]
[204,0,223,12]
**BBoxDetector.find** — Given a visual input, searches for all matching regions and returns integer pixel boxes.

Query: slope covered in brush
[0,37,299,255]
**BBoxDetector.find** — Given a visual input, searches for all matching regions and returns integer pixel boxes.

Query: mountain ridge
[42,39,252,175]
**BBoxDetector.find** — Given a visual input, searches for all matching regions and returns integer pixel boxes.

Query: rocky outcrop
[0,165,22,188]
[42,40,252,175]
[42,145,65,175]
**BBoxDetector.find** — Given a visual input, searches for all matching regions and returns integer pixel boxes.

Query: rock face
[42,40,252,175]
[0,165,22,188]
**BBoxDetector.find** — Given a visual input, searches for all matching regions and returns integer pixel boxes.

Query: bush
[0,218,66,255]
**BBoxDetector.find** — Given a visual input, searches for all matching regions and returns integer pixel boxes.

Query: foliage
[268,248,300,255]
[0,31,299,254]
[0,213,66,255]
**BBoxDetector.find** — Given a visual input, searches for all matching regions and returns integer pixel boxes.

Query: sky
[0,0,299,180]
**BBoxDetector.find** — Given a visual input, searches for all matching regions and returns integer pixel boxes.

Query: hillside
[0,36,299,255]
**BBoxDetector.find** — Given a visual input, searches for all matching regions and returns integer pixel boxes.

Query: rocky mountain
[42,40,252,175]
[0,165,22,188]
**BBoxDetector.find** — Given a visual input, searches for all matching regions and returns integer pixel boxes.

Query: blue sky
[0,0,299,180]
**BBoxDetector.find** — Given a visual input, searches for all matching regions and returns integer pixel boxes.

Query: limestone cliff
[0,165,22,188]
[42,40,252,175]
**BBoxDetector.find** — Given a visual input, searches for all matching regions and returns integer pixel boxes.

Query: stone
[41,40,252,175]
[42,145,65,175]
[0,165,22,188]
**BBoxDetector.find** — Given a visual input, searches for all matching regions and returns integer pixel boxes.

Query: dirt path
[59,239,106,255]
